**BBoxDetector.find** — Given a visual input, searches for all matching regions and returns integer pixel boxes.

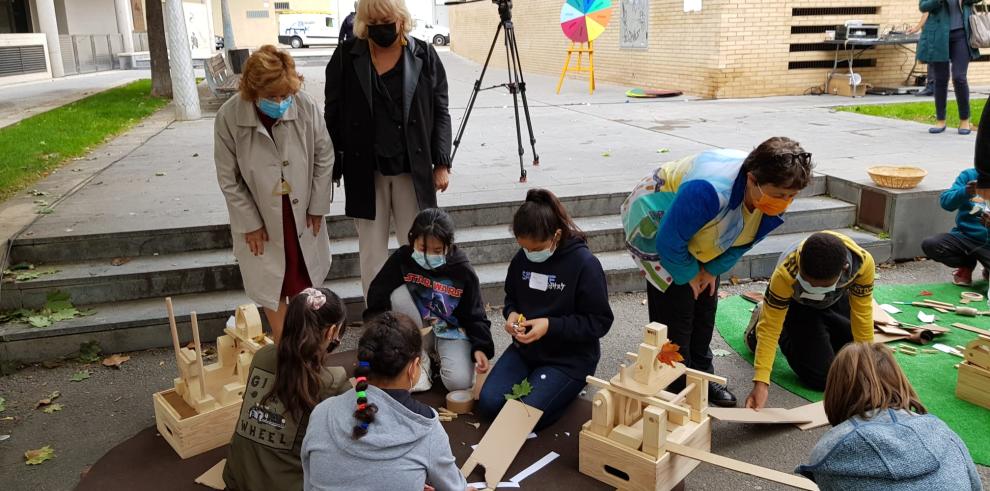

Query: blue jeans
[477,347,586,431]
[932,28,971,121]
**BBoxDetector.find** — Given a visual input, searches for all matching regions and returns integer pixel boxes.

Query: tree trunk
[146,0,172,98]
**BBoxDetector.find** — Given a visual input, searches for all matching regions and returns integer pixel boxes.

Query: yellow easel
[556,41,596,95]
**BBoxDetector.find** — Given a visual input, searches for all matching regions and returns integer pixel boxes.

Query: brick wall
[450,0,990,98]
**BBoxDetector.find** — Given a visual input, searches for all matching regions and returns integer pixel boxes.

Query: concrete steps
[0,228,890,362]
[1,196,855,310]
[1,174,891,361]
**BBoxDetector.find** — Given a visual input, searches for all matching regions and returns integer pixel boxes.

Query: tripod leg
[451,23,503,165]
[504,24,527,182]
[507,26,540,166]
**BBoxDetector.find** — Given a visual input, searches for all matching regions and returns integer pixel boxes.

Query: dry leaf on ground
[34,391,60,409]
[101,354,130,368]
[41,403,63,414]
[69,370,91,382]
[24,446,55,465]
[110,257,131,267]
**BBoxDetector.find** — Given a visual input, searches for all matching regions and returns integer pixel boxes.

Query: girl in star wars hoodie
[477,189,614,430]
[365,208,495,392]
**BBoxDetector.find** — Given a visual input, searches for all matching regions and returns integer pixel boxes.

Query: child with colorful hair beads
[302,312,474,491]
[477,188,614,430]
[223,288,349,491]
[366,207,494,392]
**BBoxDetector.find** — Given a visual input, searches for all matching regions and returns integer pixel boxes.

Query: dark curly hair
[352,311,422,439]
[800,232,848,281]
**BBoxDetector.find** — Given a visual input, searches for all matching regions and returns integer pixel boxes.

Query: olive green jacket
[917,0,982,62]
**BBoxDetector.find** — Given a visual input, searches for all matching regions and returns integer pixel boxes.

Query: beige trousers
[355,172,420,300]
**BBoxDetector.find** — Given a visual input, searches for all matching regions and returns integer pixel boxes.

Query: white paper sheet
[509,452,560,483]
[917,311,935,323]
[467,482,520,489]
[880,304,902,314]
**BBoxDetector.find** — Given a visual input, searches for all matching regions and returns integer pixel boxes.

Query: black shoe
[709,382,737,407]
[915,88,934,96]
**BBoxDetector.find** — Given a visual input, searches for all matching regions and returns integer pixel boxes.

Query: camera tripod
[450,0,539,182]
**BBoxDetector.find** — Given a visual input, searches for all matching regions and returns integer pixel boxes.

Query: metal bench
[204,53,240,99]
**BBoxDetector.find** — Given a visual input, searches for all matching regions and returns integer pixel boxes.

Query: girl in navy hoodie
[366,208,495,392]
[478,189,614,430]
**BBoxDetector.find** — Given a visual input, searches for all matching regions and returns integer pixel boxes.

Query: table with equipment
[825,34,921,97]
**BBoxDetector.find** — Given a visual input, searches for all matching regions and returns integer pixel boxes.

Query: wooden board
[792,401,829,431]
[194,459,226,490]
[952,322,990,338]
[707,407,815,424]
[461,399,543,489]
[666,442,819,490]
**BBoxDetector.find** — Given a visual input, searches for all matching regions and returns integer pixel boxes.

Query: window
[792,7,879,16]
[246,10,270,19]
[274,2,290,9]
[326,17,335,27]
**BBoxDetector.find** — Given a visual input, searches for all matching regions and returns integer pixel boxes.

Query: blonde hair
[354,0,414,41]
[238,45,304,101]
[823,342,926,427]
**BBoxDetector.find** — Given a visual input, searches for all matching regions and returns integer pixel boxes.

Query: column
[220,0,235,53]
[35,0,65,77]
[203,0,217,49]
[113,0,135,53]
[164,0,202,120]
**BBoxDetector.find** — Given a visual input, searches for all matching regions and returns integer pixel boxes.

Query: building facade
[450,0,990,98]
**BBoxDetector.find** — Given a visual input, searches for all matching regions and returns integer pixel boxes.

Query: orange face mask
[754,184,793,216]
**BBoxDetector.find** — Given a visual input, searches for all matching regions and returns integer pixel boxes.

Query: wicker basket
[867,166,928,189]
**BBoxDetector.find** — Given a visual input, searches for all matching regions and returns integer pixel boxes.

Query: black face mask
[368,23,398,47]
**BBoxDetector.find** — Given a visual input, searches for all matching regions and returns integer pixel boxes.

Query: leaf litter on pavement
[24,446,55,465]
[0,291,94,328]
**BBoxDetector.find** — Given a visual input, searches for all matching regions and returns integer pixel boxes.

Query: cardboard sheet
[461,400,543,489]
[872,299,899,326]
[708,407,814,424]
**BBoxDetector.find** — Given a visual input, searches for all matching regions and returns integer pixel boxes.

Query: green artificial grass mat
[715,282,990,466]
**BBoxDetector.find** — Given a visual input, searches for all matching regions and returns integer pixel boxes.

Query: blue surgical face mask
[524,247,555,263]
[412,250,446,270]
[797,274,838,296]
[257,95,293,119]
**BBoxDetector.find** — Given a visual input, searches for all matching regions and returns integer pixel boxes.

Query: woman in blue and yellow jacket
[621,137,813,406]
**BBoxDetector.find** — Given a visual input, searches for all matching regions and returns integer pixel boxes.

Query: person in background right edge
[921,168,990,285]
[917,0,981,134]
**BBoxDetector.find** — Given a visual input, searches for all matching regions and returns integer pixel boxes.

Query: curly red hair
[238,45,304,101]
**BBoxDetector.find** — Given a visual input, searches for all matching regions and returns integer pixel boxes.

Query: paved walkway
[10,50,983,243]
[0,70,152,129]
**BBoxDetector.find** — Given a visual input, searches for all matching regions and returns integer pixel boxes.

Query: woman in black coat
[324,0,452,299]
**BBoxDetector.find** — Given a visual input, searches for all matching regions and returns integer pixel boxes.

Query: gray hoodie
[797,409,984,491]
[301,385,468,491]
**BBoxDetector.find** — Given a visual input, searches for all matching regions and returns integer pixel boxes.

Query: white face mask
[797,274,837,300]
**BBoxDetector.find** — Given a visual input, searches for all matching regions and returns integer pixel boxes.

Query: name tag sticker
[529,272,549,291]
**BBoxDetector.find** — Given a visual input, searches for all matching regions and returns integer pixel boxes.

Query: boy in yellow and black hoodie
[742,231,875,409]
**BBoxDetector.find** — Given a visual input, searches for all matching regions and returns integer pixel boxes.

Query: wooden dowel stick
[666,442,818,490]
[190,311,207,399]
[165,297,183,368]
[668,383,696,406]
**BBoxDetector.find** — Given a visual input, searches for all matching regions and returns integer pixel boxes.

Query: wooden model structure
[580,323,818,491]
[152,298,272,458]
[956,335,990,411]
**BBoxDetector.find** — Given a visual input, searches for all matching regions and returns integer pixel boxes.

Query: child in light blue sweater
[797,342,983,491]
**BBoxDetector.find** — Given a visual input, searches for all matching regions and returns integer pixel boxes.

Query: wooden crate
[579,417,711,491]
[957,362,990,410]
[153,388,240,459]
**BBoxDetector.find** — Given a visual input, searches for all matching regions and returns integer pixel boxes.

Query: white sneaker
[411,350,433,393]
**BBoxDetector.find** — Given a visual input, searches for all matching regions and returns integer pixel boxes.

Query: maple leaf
[24,445,55,465]
[504,378,533,401]
[658,342,684,368]
[69,370,91,382]
[34,391,60,410]
[101,354,130,369]
[41,403,63,414]
[919,290,933,297]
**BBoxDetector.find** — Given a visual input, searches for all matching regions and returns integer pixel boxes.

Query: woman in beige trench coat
[214,46,334,342]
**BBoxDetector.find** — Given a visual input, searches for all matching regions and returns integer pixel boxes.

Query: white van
[411,19,450,46]
[277,12,340,48]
